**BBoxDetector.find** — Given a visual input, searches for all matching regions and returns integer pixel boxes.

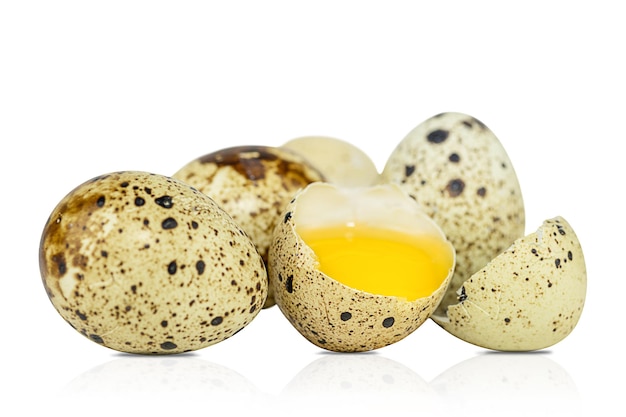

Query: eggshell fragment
[268,182,455,352]
[381,112,525,317]
[39,171,268,354]
[282,136,380,187]
[431,217,586,351]
[172,145,325,308]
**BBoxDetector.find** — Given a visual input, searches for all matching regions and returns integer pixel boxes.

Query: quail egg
[381,112,525,317]
[172,145,325,308]
[268,182,455,352]
[431,216,586,351]
[282,136,380,187]
[39,171,268,354]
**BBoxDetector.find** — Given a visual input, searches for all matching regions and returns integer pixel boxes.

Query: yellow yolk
[298,224,453,301]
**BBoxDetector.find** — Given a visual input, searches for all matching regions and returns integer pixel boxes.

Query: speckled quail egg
[381,112,525,317]
[431,216,586,351]
[172,145,325,309]
[281,136,380,187]
[268,182,456,352]
[39,171,268,354]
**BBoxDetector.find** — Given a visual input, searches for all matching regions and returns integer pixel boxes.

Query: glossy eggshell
[431,217,586,351]
[39,171,268,354]
[268,182,455,352]
[282,136,380,187]
[172,145,325,308]
[381,112,525,316]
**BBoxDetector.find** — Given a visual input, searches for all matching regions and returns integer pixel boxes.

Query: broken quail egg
[172,145,325,308]
[431,216,586,351]
[39,171,268,354]
[268,182,455,352]
[381,112,525,317]
[282,136,380,187]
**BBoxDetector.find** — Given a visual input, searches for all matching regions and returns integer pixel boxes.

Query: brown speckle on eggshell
[431,216,586,351]
[381,112,525,317]
[172,145,325,309]
[39,171,268,354]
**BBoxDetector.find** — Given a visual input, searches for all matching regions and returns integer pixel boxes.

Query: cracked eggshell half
[39,171,268,354]
[282,136,380,187]
[172,145,325,308]
[381,112,525,318]
[268,182,456,352]
[431,217,587,351]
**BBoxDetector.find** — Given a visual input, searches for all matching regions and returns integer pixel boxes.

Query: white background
[1,1,621,416]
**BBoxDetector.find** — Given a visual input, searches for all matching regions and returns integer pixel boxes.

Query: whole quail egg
[381,112,525,317]
[268,182,456,352]
[39,171,268,354]
[431,216,586,351]
[281,136,380,187]
[172,145,325,308]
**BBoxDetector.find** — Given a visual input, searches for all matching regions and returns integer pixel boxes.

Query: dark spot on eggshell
[162,217,178,229]
[382,317,395,328]
[155,196,173,209]
[477,187,487,197]
[75,310,87,321]
[52,253,67,277]
[135,197,145,206]
[160,341,177,350]
[449,153,460,163]
[196,260,205,275]
[211,316,223,326]
[96,196,105,207]
[284,211,292,224]
[458,286,468,302]
[427,129,449,144]
[405,164,415,177]
[446,179,465,197]
[89,334,105,344]
[285,275,294,293]
[340,312,352,321]
[167,261,177,275]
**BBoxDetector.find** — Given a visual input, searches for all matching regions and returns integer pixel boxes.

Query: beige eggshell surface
[172,145,325,308]
[268,182,455,352]
[282,136,380,187]
[381,112,525,317]
[39,171,268,354]
[431,217,586,351]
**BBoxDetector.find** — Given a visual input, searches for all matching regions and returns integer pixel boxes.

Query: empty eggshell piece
[381,112,525,317]
[172,145,325,308]
[39,171,268,354]
[282,136,380,187]
[431,217,586,351]
[268,182,456,352]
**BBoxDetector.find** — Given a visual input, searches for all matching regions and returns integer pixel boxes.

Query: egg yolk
[298,224,453,301]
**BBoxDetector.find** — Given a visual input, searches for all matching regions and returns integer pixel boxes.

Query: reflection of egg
[39,171,268,354]
[268,182,455,352]
[432,217,587,351]
[282,136,380,187]
[382,112,525,317]
[172,145,324,308]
